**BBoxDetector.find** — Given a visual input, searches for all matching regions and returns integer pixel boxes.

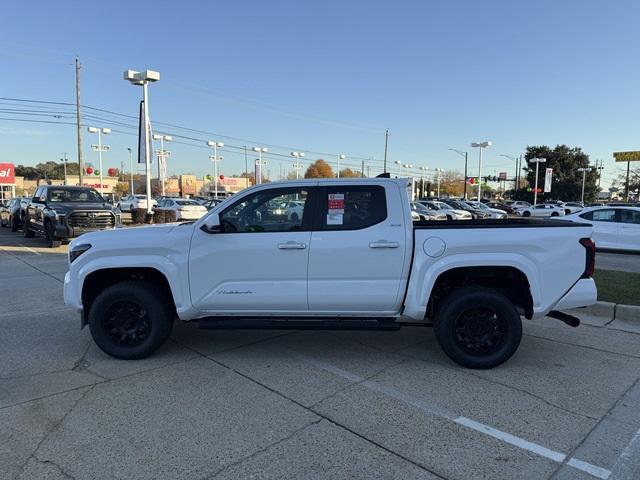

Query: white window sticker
[326,213,344,225]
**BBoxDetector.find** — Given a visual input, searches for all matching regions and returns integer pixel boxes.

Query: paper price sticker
[328,193,345,213]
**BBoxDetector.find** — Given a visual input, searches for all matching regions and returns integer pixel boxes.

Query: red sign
[0,163,15,184]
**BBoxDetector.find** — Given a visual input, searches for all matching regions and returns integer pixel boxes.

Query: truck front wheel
[88,280,174,359]
[434,287,522,369]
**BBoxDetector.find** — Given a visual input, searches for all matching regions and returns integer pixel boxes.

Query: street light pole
[577,167,592,204]
[449,148,468,199]
[154,134,172,197]
[124,69,160,214]
[253,147,268,184]
[207,141,224,197]
[127,147,134,194]
[290,151,304,179]
[529,158,547,206]
[471,141,492,202]
[337,154,346,178]
[60,153,68,185]
[434,168,443,198]
[87,127,111,195]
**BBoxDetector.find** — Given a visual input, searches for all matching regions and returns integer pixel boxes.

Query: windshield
[176,200,200,206]
[433,201,452,210]
[47,188,104,203]
[470,202,489,210]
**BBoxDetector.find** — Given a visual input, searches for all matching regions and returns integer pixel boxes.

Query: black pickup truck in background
[24,185,121,247]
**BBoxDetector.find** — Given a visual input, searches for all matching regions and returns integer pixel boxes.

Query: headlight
[69,243,91,263]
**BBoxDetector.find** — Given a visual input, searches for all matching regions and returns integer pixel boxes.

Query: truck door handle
[369,241,399,249]
[278,241,307,250]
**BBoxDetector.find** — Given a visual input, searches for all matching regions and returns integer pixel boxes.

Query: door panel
[618,209,640,250]
[307,183,408,313]
[589,209,618,248]
[189,186,315,313]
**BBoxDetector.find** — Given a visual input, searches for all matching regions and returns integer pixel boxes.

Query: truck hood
[69,223,193,251]
[48,202,116,212]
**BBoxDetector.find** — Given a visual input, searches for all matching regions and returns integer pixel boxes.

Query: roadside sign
[0,163,15,184]
[613,151,640,162]
[544,168,553,193]
[91,144,111,152]
[499,172,507,180]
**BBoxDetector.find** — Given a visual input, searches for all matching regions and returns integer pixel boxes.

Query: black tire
[290,212,299,222]
[11,216,19,232]
[23,217,35,237]
[89,280,174,360]
[44,221,61,248]
[551,212,559,217]
[522,211,531,217]
[434,286,522,369]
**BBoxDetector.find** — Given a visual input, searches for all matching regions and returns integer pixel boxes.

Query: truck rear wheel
[434,287,522,369]
[88,280,174,359]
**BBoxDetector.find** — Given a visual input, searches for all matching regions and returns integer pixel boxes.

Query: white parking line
[609,427,640,480]
[17,243,42,255]
[303,356,611,480]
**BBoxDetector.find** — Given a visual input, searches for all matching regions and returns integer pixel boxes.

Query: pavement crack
[524,332,640,359]
[0,246,64,284]
[203,419,323,480]
[33,457,77,479]
[16,384,95,478]
[466,371,600,421]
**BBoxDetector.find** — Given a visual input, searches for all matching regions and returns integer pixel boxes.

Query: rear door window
[317,185,387,231]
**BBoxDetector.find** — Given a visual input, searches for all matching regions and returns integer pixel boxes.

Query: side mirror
[200,213,221,234]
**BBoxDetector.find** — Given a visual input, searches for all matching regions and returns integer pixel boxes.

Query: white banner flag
[544,168,553,193]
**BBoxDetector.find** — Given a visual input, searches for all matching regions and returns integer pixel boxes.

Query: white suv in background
[517,204,566,217]
[117,194,157,212]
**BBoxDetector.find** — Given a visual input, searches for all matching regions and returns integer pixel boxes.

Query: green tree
[304,159,334,178]
[113,182,130,198]
[613,167,640,200]
[519,145,597,202]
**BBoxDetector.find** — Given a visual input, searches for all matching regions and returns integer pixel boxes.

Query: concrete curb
[615,304,640,323]
[572,301,640,324]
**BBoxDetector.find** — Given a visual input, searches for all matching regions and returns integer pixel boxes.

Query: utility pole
[361,159,365,177]
[128,147,134,194]
[383,129,389,174]
[530,158,546,205]
[625,160,631,201]
[577,167,592,204]
[244,145,248,176]
[75,58,83,186]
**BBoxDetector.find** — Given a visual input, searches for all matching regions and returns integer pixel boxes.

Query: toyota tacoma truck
[24,185,121,247]
[64,177,597,368]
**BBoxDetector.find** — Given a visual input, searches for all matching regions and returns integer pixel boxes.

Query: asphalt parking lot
[1,228,640,480]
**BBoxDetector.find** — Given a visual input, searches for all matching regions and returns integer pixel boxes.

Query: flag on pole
[137,100,153,164]
[544,168,553,193]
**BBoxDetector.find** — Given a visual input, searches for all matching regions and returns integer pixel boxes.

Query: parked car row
[551,206,640,252]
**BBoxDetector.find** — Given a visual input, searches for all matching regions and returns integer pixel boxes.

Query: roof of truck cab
[258,177,410,188]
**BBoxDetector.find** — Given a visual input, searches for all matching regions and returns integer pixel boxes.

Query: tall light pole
[336,154,346,178]
[449,148,468,199]
[577,167,592,204]
[207,141,224,197]
[529,157,546,205]
[154,134,172,196]
[434,168,443,197]
[254,147,268,184]
[87,127,111,195]
[124,69,160,214]
[419,166,428,198]
[60,153,69,185]
[471,141,492,201]
[127,147,134,194]
[290,151,304,179]
[499,154,519,194]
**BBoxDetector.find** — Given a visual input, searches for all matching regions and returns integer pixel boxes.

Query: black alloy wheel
[103,300,152,347]
[453,306,507,356]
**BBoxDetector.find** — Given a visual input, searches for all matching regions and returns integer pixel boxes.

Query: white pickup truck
[64,178,597,368]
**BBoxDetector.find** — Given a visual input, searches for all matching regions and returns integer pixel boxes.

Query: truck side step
[196,317,404,331]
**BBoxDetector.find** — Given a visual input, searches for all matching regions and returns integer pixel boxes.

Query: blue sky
[1,0,639,186]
